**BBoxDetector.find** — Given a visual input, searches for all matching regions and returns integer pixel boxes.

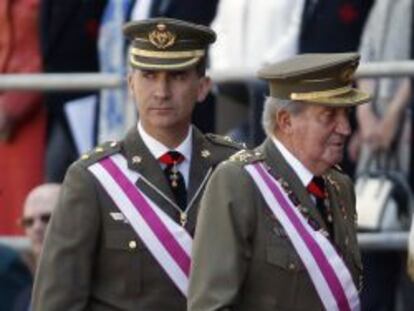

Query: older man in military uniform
[188,53,371,311]
[32,18,242,311]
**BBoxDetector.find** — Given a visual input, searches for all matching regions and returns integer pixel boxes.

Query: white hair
[261,97,305,136]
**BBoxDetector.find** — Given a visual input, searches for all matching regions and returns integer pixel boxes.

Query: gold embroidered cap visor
[258,52,372,107]
[123,17,216,71]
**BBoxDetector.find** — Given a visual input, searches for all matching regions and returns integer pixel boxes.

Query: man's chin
[323,150,344,168]
[328,155,344,168]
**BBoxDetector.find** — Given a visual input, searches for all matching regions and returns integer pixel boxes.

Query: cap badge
[148,23,176,49]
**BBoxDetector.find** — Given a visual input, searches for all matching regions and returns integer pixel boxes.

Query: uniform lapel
[185,128,214,232]
[262,138,329,232]
[325,173,349,252]
[121,128,179,220]
[324,172,363,279]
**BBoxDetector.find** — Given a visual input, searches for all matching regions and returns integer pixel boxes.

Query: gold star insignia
[201,150,211,158]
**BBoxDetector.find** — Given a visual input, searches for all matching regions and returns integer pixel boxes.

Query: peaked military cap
[123,17,216,71]
[258,52,371,106]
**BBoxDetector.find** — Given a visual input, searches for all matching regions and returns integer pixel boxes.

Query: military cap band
[130,47,205,59]
[258,52,372,107]
[129,55,201,70]
[290,86,352,101]
[268,77,347,100]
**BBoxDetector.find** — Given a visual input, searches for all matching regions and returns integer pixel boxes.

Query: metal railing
[1,61,414,91]
[1,60,414,251]
[0,237,30,252]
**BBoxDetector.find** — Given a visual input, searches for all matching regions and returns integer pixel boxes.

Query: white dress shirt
[272,136,313,188]
[138,122,193,188]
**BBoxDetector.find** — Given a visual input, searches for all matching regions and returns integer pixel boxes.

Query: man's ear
[197,77,212,102]
[276,109,293,134]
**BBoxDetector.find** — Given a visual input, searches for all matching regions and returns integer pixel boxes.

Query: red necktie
[159,151,186,211]
[158,151,185,166]
[307,176,333,236]
[306,176,326,199]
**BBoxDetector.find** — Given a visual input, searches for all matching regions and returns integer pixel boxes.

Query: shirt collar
[138,122,193,161]
[272,136,314,187]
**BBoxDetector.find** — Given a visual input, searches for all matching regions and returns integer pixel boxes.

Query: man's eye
[172,72,187,80]
[141,71,155,79]
[321,111,334,122]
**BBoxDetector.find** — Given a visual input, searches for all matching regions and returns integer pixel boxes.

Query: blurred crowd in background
[1,0,414,310]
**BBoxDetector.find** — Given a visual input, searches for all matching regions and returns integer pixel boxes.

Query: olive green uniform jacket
[188,138,363,311]
[32,127,242,311]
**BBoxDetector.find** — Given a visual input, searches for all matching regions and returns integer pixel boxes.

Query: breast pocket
[266,225,306,273]
[104,229,144,295]
[264,226,310,309]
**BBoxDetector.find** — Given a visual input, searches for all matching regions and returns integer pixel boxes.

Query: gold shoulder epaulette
[229,149,264,164]
[205,133,247,149]
[80,140,121,164]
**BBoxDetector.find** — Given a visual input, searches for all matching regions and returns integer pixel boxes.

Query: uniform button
[128,240,137,249]
[344,236,349,246]
[273,227,287,238]
[132,155,142,164]
[288,263,296,271]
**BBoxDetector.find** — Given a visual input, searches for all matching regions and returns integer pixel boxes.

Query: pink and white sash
[245,162,360,311]
[88,154,192,296]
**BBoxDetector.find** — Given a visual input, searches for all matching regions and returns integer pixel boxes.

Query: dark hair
[195,56,207,77]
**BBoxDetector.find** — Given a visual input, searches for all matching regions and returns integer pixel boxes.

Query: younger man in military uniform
[188,53,371,311]
[32,18,242,311]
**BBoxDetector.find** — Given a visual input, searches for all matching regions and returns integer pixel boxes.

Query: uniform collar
[272,136,313,187]
[138,122,193,161]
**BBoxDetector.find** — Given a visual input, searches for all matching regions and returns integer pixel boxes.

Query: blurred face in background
[21,184,60,258]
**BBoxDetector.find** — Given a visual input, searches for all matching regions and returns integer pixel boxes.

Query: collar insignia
[201,149,211,158]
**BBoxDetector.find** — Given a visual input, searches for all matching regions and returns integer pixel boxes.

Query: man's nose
[154,76,171,98]
[31,218,46,232]
[336,111,352,136]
